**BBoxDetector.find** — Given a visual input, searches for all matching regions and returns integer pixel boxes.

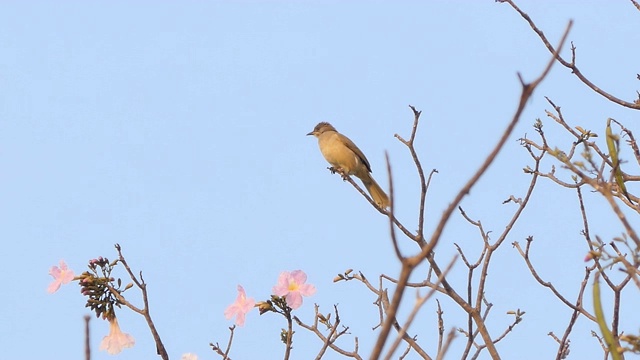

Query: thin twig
[500,0,640,110]
[209,325,236,360]
[84,315,91,360]
[294,306,362,359]
[114,244,168,360]
[386,152,403,261]
[395,106,430,241]
[383,255,458,360]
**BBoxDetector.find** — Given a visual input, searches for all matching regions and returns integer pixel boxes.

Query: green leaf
[593,274,621,360]
[606,118,630,202]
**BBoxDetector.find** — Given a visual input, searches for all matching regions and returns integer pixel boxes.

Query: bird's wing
[338,133,372,173]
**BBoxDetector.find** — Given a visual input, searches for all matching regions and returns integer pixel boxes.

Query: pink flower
[181,353,198,360]
[272,270,316,309]
[99,317,135,355]
[585,250,600,262]
[47,260,75,293]
[224,285,255,326]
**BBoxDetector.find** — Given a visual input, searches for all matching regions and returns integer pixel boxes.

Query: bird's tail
[361,173,389,209]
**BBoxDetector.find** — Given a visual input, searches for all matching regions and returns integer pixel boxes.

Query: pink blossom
[47,260,75,293]
[181,353,198,360]
[272,270,316,309]
[99,317,135,355]
[224,285,255,326]
[585,251,600,262]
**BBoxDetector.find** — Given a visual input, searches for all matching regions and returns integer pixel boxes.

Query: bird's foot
[327,167,349,180]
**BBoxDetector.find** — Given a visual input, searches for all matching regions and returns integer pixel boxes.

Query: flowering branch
[72,245,167,359]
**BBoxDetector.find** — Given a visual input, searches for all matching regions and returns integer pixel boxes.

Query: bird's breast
[318,133,360,174]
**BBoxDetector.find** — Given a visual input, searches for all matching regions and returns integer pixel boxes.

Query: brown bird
[307,122,389,208]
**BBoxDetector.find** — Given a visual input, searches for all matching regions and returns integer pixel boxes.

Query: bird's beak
[306,131,314,136]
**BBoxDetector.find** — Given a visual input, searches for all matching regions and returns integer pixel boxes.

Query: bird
[307,122,389,209]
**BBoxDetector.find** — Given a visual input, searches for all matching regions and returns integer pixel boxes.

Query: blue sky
[2,1,639,359]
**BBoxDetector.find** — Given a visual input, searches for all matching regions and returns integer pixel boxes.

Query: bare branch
[210,326,235,360]
[383,255,458,360]
[294,305,363,359]
[500,0,640,110]
[84,315,91,360]
[114,244,168,360]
